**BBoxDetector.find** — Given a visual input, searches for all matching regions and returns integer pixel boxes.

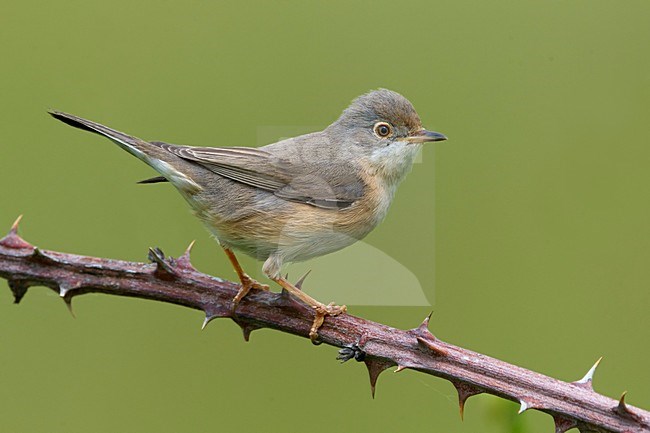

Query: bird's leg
[272,275,347,343]
[221,246,269,313]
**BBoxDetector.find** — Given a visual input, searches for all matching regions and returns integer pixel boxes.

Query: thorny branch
[1,216,648,433]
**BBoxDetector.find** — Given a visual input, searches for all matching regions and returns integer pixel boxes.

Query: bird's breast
[333,169,395,239]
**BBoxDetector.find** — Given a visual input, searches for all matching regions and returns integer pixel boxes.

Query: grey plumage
[151,141,365,209]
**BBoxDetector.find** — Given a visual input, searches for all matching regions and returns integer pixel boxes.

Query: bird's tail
[48,110,201,193]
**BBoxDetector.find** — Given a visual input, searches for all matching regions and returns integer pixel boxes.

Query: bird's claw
[231,273,270,314]
[309,302,347,344]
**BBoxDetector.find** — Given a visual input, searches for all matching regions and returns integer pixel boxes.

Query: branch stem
[0,220,648,433]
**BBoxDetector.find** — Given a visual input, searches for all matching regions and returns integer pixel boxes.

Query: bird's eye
[373,122,393,138]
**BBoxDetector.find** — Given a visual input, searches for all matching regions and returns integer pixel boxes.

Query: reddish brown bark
[1,217,648,433]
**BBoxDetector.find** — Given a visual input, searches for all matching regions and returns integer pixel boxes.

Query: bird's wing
[153,142,365,210]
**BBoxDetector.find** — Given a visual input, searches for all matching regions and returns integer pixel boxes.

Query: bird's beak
[405,129,448,144]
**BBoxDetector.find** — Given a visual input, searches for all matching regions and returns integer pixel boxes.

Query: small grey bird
[49,89,447,341]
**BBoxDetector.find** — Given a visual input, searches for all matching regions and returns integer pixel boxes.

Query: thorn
[176,240,196,270]
[421,311,433,328]
[270,286,303,309]
[148,247,176,278]
[618,391,627,410]
[411,311,435,339]
[294,270,311,290]
[416,336,448,357]
[615,391,633,416]
[11,214,23,233]
[277,280,294,299]
[231,318,263,341]
[8,279,30,304]
[201,305,231,329]
[201,315,215,330]
[553,415,577,433]
[241,324,260,342]
[0,215,33,249]
[573,356,603,390]
[452,381,482,421]
[614,391,643,423]
[63,297,76,318]
[58,284,80,318]
[408,311,436,340]
[517,398,539,414]
[394,365,407,373]
[364,358,395,399]
[59,285,71,298]
[31,247,58,264]
[518,399,530,414]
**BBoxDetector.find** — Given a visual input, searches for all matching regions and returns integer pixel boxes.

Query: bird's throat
[367,142,421,187]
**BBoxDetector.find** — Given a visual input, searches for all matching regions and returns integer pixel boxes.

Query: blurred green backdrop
[1,1,649,432]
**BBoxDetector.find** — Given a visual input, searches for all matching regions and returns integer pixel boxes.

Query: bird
[48,89,447,342]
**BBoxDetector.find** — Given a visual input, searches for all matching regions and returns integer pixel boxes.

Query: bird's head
[329,89,447,184]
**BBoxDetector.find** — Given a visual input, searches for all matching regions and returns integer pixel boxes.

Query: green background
[1,1,649,432]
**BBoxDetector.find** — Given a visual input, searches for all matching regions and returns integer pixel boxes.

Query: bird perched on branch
[49,89,447,341]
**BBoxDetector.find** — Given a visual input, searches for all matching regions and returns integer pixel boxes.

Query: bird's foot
[231,273,270,314]
[271,275,347,343]
[310,302,347,343]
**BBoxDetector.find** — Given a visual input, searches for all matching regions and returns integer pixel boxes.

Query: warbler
[49,89,447,341]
